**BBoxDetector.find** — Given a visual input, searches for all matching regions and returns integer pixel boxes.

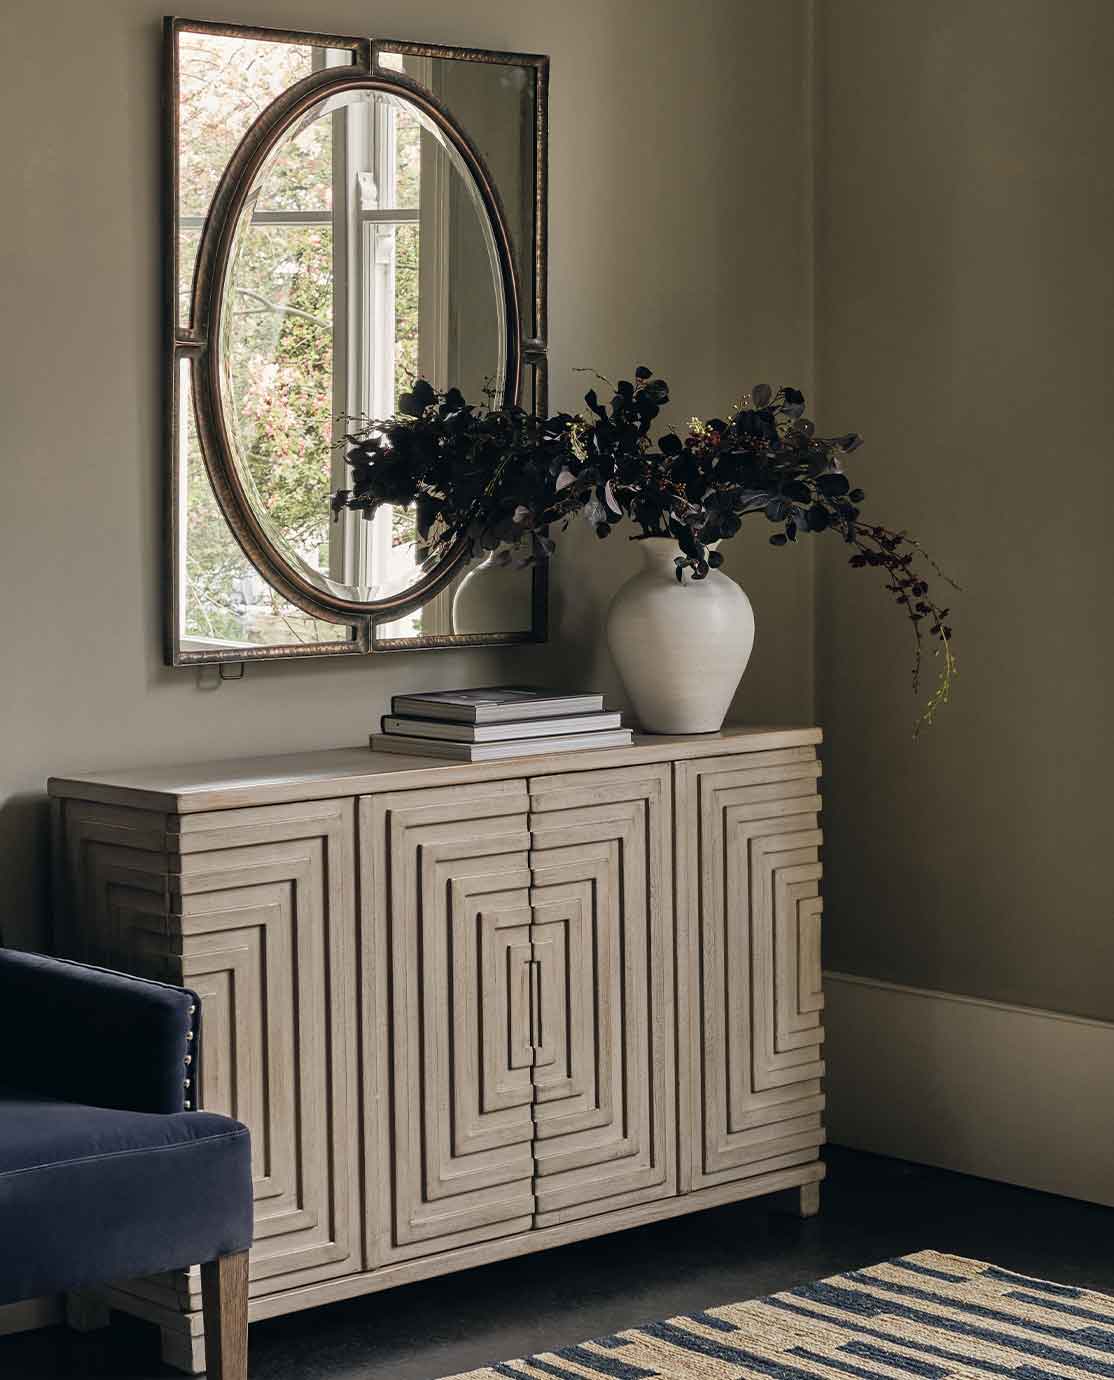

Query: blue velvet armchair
[0,948,254,1378]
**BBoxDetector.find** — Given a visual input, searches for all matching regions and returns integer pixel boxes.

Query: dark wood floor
[4,1147,1112,1379]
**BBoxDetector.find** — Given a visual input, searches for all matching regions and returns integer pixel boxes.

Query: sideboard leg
[65,1291,111,1332]
[160,1320,207,1375]
[798,1181,821,1218]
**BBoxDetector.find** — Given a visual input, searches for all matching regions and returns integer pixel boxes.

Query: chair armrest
[0,949,197,1114]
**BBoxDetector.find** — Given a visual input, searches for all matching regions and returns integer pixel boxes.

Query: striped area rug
[439,1251,1114,1380]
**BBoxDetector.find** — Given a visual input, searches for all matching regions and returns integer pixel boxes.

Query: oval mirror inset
[216,84,508,608]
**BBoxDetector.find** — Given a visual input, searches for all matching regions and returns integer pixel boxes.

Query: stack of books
[370,686,633,761]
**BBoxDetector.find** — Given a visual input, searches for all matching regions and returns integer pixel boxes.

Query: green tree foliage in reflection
[179,34,422,643]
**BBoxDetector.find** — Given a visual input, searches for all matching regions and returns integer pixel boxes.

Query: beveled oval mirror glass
[216,85,506,606]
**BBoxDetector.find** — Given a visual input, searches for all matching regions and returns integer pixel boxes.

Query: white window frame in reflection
[182,41,458,634]
[326,52,452,632]
[189,45,451,619]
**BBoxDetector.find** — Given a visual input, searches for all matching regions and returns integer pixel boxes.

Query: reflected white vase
[605,539,755,734]
[451,551,532,635]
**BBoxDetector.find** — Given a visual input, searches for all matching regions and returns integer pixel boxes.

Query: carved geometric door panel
[527,763,676,1227]
[53,798,177,973]
[676,749,826,1193]
[175,798,361,1296]
[360,781,537,1266]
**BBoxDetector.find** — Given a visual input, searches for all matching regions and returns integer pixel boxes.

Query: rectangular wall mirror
[165,20,549,665]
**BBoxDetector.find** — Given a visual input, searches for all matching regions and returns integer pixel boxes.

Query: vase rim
[635,536,723,555]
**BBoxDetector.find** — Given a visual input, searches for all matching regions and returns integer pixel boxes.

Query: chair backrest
[0,948,199,1114]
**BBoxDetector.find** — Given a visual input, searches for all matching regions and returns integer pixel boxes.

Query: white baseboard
[0,1296,61,1337]
[824,971,1114,1206]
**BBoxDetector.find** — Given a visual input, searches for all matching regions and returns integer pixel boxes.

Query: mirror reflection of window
[178,356,353,652]
[178,34,352,651]
[176,30,515,651]
[211,62,495,625]
[336,53,440,617]
[218,69,428,605]
[177,34,320,326]
[180,38,453,642]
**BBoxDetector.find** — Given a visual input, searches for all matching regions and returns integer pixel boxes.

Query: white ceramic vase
[605,539,755,733]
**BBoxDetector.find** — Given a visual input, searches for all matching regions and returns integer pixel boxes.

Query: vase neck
[637,537,724,574]
[637,539,685,573]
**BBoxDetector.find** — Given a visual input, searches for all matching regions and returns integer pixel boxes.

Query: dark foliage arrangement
[334,371,957,730]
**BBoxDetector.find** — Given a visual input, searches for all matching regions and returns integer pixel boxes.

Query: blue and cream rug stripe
[440,1252,1114,1380]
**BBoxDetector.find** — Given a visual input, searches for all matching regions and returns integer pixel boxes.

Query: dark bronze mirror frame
[164,18,549,666]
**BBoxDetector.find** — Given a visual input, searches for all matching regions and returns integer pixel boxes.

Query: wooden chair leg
[200,1251,249,1380]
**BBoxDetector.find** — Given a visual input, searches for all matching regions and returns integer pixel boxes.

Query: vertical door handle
[528,959,542,1050]
[508,944,533,1069]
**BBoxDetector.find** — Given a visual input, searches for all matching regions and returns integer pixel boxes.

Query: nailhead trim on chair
[184,1003,196,1110]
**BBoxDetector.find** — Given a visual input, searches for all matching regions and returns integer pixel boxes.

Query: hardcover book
[370,728,633,762]
[382,711,623,743]
[390,686,605,724]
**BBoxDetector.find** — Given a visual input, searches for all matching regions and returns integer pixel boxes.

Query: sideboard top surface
[48,724,821,815]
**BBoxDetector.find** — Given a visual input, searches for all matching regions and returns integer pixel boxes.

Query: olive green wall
[0,0,815,951]
[815,0,1114,1019]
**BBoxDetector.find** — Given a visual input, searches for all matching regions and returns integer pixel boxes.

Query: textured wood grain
[179,799,361,1297]
[53,732,825,1370]
[48,727,822,813]
[675,750,826,1193]
[360,781,536,1266]
[53,797,174,970]
[528,763,676,1225]
[95,1159,822,1341]
[160,1325,207,1375]
[201,1251,249,1380]
[53,795,362,1314]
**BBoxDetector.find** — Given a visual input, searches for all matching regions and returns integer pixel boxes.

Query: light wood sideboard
[49,725,826,1372]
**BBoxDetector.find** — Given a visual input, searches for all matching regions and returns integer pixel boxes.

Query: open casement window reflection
[167,20,547,663]
[334,53,454,634]
[176,32,351,652]
[203,49,453,642]
[177,39,458,648]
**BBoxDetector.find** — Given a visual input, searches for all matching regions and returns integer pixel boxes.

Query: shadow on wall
[0,794,51,951]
